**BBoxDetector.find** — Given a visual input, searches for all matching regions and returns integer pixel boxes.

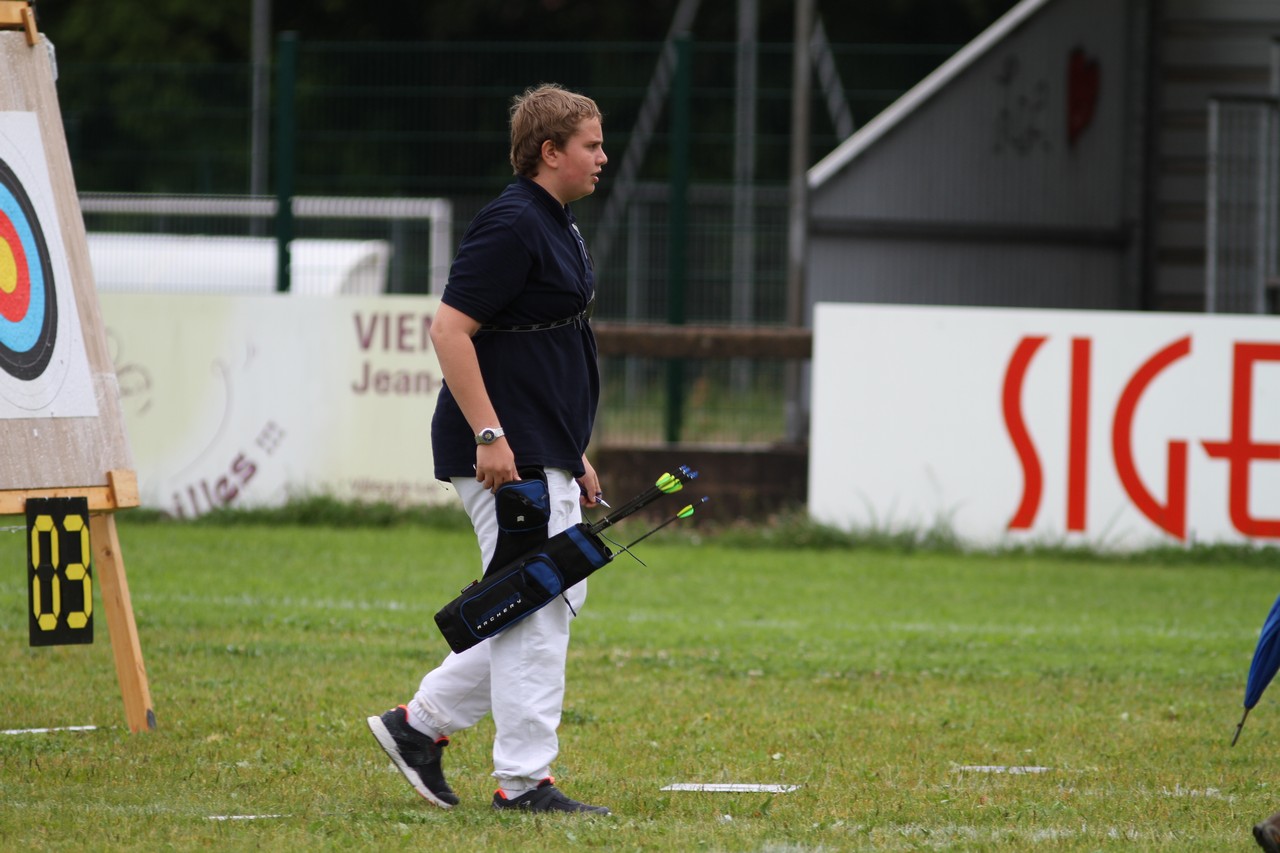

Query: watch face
[479,429,496,444]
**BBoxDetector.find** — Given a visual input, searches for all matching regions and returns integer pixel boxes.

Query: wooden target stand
[0,5,154,732]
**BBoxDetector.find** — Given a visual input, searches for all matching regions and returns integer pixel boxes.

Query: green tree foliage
[37,0,1019,63]
[34,0,1019,194]
[39,0,248,63]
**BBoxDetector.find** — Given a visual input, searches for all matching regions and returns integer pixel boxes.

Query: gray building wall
[805,0,1280,319]
[1152,0,1280,309]
[807,0,1142,318]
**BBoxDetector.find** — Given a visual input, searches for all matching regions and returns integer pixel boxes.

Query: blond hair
[509,84,602,178]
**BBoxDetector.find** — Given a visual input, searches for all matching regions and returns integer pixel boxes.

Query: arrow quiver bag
[434,521,612,654]
[434,465,699,654]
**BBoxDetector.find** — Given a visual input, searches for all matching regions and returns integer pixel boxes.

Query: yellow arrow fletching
[655,472,684,493]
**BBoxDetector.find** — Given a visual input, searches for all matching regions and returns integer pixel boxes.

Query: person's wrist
[475,426,505,445]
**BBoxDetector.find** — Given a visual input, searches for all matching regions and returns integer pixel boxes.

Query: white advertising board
[99,293,449,516]
[810,303,1280,549]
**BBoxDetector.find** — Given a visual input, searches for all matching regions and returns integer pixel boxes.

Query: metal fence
[56,38,956,298]
[54,39,958,443]
[1206,95,1280,314]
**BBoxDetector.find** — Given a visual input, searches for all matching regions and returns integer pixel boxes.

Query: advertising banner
[100,293,449,516]
[810,303,1280,548]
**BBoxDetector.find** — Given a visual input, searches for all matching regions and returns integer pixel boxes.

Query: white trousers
[409,468,587,792]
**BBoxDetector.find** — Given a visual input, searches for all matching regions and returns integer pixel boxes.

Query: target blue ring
[0,182,47,352]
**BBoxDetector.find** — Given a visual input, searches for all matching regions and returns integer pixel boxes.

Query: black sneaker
[1256,811,1280,853]
[366,705,459,808]
[492,778,610,814]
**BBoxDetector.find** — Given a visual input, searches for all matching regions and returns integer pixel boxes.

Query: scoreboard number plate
[26,496,93,646]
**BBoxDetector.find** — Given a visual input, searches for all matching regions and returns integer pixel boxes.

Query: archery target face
[0,112,96,418]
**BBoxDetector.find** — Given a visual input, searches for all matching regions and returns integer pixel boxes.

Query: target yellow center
[0,240,15,295]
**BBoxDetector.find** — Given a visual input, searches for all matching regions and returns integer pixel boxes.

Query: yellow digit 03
[62,513,92,630]
[30,513,60,631]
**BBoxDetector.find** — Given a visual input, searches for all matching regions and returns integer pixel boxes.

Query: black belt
[480,296,594,333]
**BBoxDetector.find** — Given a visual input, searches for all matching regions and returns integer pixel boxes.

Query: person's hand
[577,455,605,508]
[475,440,518,493]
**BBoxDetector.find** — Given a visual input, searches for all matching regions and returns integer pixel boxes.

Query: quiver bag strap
[485,468,549,575]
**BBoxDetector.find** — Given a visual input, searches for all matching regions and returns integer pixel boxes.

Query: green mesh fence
[54,39,955,442]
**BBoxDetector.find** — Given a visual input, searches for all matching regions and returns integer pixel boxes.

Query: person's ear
[540,138,559,169]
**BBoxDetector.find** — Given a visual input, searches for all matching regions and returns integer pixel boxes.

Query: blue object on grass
[1234,592,1280,746]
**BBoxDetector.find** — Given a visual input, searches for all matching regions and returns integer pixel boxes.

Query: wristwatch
[475,426,505,445]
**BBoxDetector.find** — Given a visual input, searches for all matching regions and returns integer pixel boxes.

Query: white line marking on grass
[136,592,411,612]
[206,814,290,821]
[872,821,1193,844]
[661,783,800,793]
[955,765,1051,774]
[1161,784,1226,799]
[2,725,98,735]
[593,613,1247,643]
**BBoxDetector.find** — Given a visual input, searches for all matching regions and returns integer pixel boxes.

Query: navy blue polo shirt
[431,176,600,480]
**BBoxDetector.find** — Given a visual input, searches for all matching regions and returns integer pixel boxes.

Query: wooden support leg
[91,513,155,732]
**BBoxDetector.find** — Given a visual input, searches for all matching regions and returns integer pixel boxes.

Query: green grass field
[1,508,1279,851]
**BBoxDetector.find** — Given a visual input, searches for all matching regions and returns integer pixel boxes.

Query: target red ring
[0,209,32,322]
